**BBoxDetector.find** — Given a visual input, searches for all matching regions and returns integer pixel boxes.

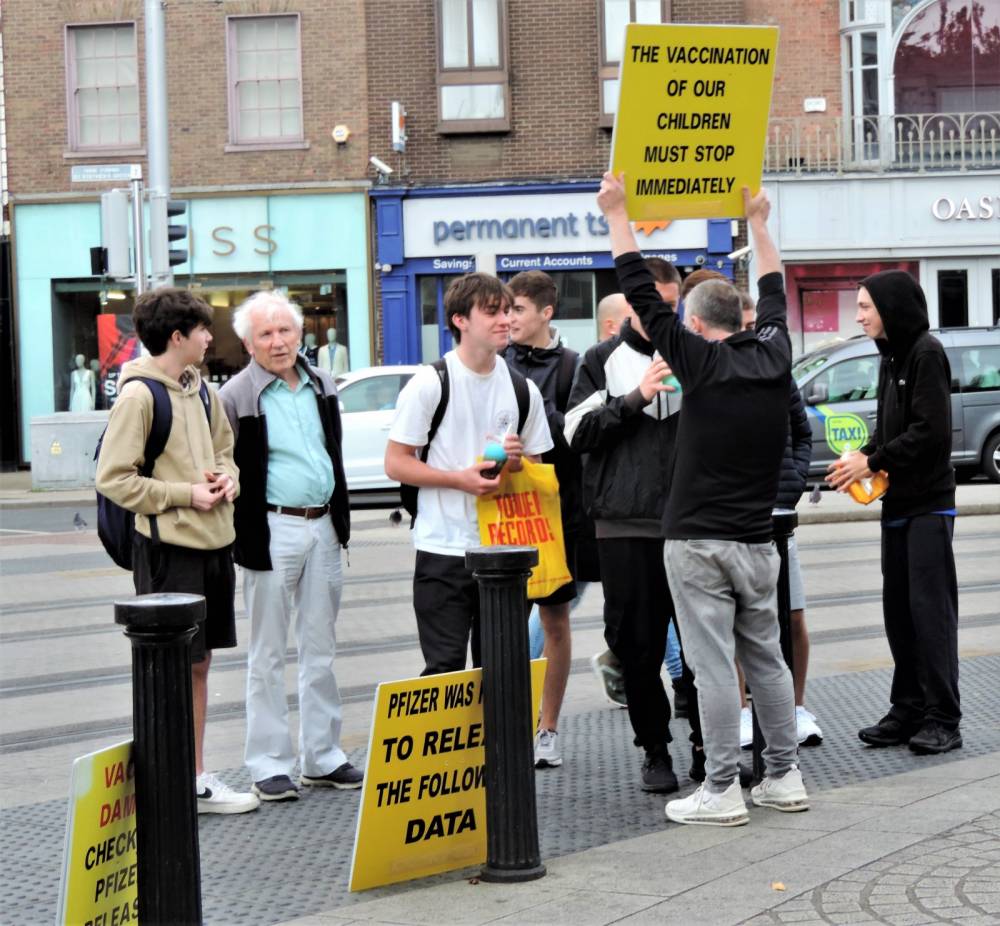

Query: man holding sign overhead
[597,174,807,828]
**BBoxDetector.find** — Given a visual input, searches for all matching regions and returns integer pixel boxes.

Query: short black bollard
[115,592,205,925]
[465,545,546,883]
[751,509,799,784]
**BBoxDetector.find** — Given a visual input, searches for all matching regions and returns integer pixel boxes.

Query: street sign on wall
[71,164,142,183]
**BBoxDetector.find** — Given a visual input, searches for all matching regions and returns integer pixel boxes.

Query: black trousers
[413,551,483,675]
[882,514,961,730]
[599,537,701,751]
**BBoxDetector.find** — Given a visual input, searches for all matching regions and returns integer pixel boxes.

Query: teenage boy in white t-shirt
[386,273,553,675]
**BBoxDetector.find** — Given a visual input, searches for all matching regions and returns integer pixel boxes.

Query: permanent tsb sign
[402,191,708,258]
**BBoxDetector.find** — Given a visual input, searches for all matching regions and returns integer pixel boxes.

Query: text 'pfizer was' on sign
[610,23,779,221]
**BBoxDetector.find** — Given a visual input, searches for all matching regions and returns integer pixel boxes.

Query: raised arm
[744,186,780,278]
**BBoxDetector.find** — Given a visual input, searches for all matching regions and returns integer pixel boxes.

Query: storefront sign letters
[202,224,277,257]
[610,23,779,221]
[931,195,1000,222]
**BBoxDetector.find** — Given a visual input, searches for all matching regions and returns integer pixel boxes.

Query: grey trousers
[665,539,798,791]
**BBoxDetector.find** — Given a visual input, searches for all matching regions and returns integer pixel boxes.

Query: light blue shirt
[261,365,334,507]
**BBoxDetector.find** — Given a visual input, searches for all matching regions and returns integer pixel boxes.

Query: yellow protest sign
[57,741,138,926]
[610,23,779,220]
[349,660,546,892]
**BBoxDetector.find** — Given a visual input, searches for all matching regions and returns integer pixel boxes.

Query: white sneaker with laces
[796,706,824,746]
[740,706,753,749]
[751,764,809,812]
[196,772,260,815]
[534,729,562,768]
[665,777,748,827]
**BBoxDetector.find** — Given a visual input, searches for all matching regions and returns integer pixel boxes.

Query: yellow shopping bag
[476,458,571,599]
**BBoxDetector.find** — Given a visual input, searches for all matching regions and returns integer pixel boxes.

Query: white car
[335,365,420,493]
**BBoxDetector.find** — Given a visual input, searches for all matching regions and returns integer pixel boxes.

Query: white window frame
[435,0,511,133]
[225,13,307,151]
[64,21,142,154]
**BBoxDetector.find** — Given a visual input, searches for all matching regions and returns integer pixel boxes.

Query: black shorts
[132,533,237,663]
[530,532,577,607]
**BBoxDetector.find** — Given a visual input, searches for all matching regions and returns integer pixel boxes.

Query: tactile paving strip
[3,655,998,925]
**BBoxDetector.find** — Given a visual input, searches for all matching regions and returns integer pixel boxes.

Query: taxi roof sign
[610,23,779,221]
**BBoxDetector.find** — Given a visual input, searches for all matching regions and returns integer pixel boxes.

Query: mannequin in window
[302,331,319,366]
[70,353,96,412]
[317,326,349,375]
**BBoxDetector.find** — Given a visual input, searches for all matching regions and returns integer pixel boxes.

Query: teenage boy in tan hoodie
[96,287,259,814]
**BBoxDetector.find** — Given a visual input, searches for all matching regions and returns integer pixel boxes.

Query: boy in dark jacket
[828,270,960,755]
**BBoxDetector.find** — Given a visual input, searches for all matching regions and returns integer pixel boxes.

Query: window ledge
[63,148,147,160]
[224,140,310,153]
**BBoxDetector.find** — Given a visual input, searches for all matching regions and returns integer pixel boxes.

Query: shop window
[436,0,510,132]
[958,346,1000,392]
[599,0,671,126]
[937,268,969,327]
[894,1,1000,115]
[65,24,140,151]
[226,15,304,147]
[419,275,462,361]
[199,276,349,381]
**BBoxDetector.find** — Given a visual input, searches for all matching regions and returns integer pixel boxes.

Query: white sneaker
[740,706,753,749]
[796,706,824,746]
[196,772,260,815]
[534,729,562,768]
[666,778,748,827]
[751,764,809,813]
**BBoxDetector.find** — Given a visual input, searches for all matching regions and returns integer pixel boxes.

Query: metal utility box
[30,412,109,489]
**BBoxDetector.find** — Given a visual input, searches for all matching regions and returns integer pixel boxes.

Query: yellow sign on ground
[610,23,779,220]
[349,660,546,892]
[57,740,138,926]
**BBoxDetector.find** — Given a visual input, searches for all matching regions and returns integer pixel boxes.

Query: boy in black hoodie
[827,270,961,755]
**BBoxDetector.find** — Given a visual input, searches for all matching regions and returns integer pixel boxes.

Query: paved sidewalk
[281,754,1000,926]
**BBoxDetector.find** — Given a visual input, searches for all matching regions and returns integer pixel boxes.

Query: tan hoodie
[95,356,238,551]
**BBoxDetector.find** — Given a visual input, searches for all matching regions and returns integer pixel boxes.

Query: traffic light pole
[145,0,171,288]
[130,175,146,296]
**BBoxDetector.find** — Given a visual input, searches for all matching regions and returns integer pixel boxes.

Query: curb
[798,501,1000,524]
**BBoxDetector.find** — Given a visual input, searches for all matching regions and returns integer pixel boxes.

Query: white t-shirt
[389,351,553,555]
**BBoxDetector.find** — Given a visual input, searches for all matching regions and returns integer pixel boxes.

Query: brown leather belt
[266,503,329,520]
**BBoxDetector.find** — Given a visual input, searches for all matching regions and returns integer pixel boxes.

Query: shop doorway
[923,258,1000,329]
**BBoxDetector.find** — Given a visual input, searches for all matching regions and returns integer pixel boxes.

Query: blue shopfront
[12,190,370,461]
[372,182,735,364]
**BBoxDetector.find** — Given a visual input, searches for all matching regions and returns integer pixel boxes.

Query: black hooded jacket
[502,337,585,536]
[859,270,955,519]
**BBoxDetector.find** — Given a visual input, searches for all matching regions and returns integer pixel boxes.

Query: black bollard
[465,545,546,884]
[751,509,799,784]
[115,592,205,925]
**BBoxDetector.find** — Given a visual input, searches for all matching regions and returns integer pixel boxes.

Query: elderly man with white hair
[219,291,360,802]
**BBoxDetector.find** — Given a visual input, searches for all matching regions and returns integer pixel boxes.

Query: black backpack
[400,358,530,521]
[95,377,211,569]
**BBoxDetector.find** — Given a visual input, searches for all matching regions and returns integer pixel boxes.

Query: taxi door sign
[349,660,546,892]
[610,23,779,221]
[57,740,138,926]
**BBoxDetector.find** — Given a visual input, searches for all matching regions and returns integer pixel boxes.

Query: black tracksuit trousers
[882,514,961,730]
[598,537,701,751]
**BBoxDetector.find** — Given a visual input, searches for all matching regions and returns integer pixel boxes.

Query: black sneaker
[300,762,364,790]
[689,747,752,788]
[641,748,679,793]
[252,774,300,802]
[908,722,962,755]
[858,714,920,747]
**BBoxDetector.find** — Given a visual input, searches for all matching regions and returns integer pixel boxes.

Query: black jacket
[563,318,679,535]
[775,382,813,510]
[618,252,792,543]
[503,338,584,535]
[219,358,351,570]
[859,270,955,518]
